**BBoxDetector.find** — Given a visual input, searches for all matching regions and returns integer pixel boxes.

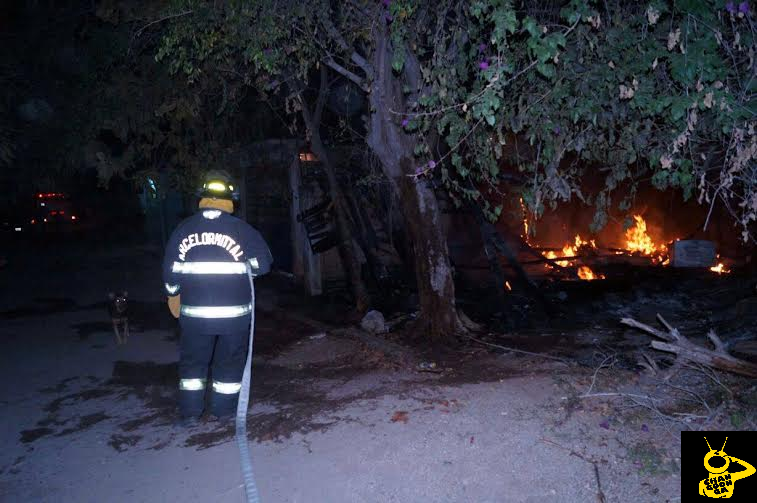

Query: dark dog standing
[108,291,130,345]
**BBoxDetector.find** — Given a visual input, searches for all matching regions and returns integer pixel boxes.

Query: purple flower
[383,0,391,6]
[385,13,393,22]
[401,118,409,127]
[478,43,487,53]
[599,420,610,430]
[428,160,437,169]
[479,60,490,70]
[415,165,425,175]
[641,424,649,432]
[553,126,561,135]
[726,1,736,13]
[739,1,749,13]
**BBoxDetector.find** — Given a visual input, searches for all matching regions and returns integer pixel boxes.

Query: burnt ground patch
[118,411,165,432]
[38,376,88,394]
[252,310,324,357]
[185,344,445,450]
[0,456,26,476]
[22,361,179,448]
[235,334,574,448]
[55,412,111,436]
[21,388,118,443]
[109,434,142,452]
[19,427,54,443]
[43,388,116,414]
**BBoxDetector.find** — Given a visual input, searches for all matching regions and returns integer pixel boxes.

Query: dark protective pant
[178,329,249,418]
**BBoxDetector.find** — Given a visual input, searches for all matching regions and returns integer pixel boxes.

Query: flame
[543,234,603,279]
[544,250,568,267]
[519,198,530,243]
[710,263,729,274]
[578,266,598,280]
[710,256,730,274]
[536,215,681,281]
[625,215,658,256]
[505,280,512,291]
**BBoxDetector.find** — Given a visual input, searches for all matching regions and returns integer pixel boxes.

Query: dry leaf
[667,28,681,51]
[646,6,660,25]
[703,92,714,109]
[391,411,409,423]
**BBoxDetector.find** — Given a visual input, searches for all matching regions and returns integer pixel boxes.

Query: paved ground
[0,241,682,502]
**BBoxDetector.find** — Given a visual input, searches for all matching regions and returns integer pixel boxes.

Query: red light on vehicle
[43,218,48,223]
[60,211,65,215]
[37,193,43,198]
[50,211,58,216]
[71,215,77,220]
[31,219,36,224]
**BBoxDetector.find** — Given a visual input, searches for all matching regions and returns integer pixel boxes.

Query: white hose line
[236,264,260,502]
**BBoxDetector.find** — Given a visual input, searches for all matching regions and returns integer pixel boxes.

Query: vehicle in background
[25,192,84,236]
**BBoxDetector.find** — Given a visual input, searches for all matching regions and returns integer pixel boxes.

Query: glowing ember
[505,280,512,291]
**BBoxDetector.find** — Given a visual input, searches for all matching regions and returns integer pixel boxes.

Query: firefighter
[162,170,272,425]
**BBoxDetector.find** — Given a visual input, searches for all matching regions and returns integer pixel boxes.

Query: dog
[108,291,130,345]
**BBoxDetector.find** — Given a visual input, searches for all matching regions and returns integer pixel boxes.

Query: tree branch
[323,58,368,92]
[316,6,374,80]
[314,64,328,126]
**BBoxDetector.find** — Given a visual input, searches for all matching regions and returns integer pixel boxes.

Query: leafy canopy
[157,0,756,241]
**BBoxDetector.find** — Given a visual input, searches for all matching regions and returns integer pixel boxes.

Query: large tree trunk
[366,25,462,341]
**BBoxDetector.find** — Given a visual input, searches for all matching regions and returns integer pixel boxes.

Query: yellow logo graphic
[698,437,755,498]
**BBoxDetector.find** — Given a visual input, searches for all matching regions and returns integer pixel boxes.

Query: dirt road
[0,243,682,502]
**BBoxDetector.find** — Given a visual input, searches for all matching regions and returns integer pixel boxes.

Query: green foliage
[407,0,755,239]
[155,0,756,240]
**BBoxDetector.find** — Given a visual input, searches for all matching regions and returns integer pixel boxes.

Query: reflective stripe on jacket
[162,209,273,335]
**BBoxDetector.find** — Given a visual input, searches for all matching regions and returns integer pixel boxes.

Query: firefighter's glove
[167,295,181,319]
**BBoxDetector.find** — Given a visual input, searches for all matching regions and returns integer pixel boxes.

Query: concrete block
[671,240,716,267]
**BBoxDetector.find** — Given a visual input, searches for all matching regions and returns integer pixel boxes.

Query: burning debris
[624,215,663,261]
[518,214,732,284]
[542,235,604,280]
[710,256,731,274]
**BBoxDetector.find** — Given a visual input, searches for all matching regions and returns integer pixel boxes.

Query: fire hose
[236,263,261,502]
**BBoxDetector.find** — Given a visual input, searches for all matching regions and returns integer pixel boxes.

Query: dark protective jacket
[162,208,273,335]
